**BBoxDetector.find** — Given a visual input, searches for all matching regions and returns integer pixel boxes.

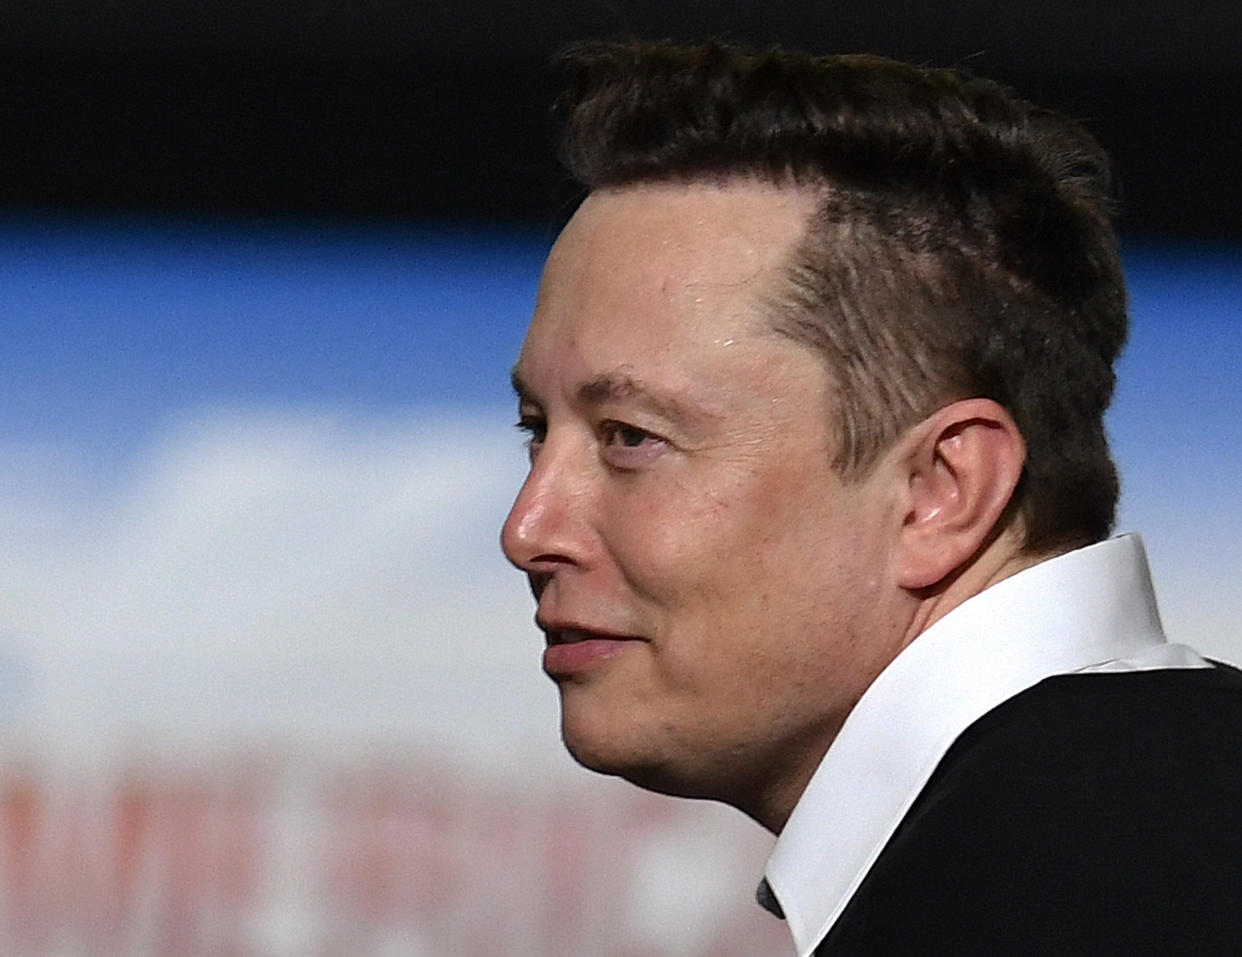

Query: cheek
[608,480,832,629]
[601,480,760,598]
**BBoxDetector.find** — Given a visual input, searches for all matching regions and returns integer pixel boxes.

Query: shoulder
[946,660,1242,791]
[819,664,1242,956]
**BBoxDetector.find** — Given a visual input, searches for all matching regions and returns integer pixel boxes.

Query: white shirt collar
[762,534,1210,957]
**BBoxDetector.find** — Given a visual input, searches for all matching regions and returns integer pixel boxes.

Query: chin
[561,711,658,785]
[560,715,720,802]
[560,720,640,778]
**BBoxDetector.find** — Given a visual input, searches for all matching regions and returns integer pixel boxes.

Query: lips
[538,623,644,677]
[546,627,614,645]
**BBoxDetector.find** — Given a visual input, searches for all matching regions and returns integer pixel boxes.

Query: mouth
[537,622,645,677]
[537,616,644,644]
[545,626,627,646]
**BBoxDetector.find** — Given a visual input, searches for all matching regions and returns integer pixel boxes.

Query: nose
[500,442,592,575]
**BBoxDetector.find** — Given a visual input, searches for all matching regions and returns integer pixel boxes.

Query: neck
[755,531,1050,832]
[900,529,1050,653]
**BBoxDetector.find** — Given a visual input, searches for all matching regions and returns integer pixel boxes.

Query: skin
[501,181,1032,831]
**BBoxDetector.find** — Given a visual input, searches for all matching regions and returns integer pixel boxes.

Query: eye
[602,422,653,448]
[515,414,547,458]
[599,420,667,467]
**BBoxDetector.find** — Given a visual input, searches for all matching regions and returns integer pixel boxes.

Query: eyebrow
[510,367,717,428]
[510,368,532,401]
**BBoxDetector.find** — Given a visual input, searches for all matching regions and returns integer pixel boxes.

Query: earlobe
[894,399,1026,591]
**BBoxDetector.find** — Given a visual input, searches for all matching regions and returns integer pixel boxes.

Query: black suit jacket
[815,663,1242,955]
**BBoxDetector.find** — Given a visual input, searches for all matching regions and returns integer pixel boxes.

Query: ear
[893,398,1026,591]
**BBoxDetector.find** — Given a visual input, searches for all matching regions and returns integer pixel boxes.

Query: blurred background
[0,2,1238,954]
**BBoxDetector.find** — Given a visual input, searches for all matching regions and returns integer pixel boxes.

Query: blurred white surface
[0,405,792,955]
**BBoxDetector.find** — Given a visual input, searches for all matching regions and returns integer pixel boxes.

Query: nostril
[528,571,552,598]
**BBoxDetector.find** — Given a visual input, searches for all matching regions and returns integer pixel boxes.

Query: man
[501,40,1242,955]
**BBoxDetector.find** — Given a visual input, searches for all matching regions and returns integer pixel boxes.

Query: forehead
[517,182,816,395]
[547,180,814,290]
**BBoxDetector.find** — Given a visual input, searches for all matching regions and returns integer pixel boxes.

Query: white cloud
[0,403,792,956]
[0,404,568,768]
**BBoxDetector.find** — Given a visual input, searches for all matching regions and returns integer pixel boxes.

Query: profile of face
[501,183,906,825]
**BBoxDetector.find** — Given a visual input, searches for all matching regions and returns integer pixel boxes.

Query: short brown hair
[555,39,1128,554]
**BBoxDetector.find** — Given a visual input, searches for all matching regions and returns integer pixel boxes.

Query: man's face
[502,183,901,822]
